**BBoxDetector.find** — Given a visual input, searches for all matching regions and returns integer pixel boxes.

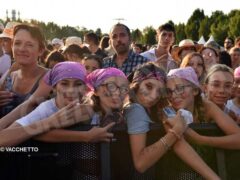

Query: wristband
[160,137,170,151]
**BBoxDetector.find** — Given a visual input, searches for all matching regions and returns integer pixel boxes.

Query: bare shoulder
[202,98,216,120]
[38,65,48,75]
[202,98,213,108]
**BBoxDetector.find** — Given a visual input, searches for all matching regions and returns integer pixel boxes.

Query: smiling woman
[0,23,47,117]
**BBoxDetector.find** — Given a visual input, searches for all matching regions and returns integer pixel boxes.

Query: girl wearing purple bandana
[4,62,114,146]
[86,67,129,126]
[124,63,219,179]
[167,67,240,153]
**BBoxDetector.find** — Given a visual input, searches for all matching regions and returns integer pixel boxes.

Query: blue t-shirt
[124,103,153,135]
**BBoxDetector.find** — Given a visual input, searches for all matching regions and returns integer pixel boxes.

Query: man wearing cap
[103,23,147,75]
[140,23,178,72]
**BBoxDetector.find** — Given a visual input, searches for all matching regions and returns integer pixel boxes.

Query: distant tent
[198,36,205,44]
[206,35,215,44]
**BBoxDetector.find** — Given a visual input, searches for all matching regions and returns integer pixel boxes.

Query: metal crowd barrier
[0,123,240,180]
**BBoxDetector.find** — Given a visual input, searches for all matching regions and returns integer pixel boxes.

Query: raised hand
[164,111,187,136]
[0,90,14,107]
[86,122,115,142]
[46,101,77,129]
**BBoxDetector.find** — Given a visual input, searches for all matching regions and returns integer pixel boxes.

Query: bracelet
[160,137,170,151]
[168,129,182,140]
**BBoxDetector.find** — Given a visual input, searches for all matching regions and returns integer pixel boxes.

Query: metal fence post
[101,143,111,180]
[216,148,227,180]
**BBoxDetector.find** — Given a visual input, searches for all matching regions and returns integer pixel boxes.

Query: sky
[1,0,239,33]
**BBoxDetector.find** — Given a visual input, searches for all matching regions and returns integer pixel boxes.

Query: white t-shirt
[226,99,240,117]
[140,48,178,72]
[16,98,59,126]
[0,54,11,77]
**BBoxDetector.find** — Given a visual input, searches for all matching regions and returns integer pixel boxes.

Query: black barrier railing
[0,123,240,180]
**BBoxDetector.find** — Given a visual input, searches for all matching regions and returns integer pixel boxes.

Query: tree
[142,26,156,45]
[95,28,102,38]
[199,17,211,41]
[175,23,186,44]
[131,28,142,43]
[209,10,226,27]
[210,20,228,45]
[228,9,240,18]
[228,11,240,38]
[209,11,228,45]
[185,9,205,40]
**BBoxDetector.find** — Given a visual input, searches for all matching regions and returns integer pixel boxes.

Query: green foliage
[228,11,240,38]
[95,28,102,38]
[209,11,229,45]
[210,20,229,45]
[1,9,240,46]
[175,23,186,44]
[199,17,211,41]
[131,28,143,43]
[142,26,156,46]
[185,9,205,40]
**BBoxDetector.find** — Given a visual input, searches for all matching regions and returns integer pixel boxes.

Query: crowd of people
[0,21,240,179]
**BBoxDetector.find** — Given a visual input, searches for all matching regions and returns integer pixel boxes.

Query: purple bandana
[86,68,127,89]
[44,61,86,86]
[167,67,200,88]
[132,71,166,84]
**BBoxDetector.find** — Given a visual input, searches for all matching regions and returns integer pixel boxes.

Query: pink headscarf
[86,68,127,89]
[167,67,200,88]
[44,61,86,86]
[234,67,240,78]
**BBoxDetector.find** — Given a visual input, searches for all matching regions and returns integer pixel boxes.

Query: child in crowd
[166,67,240,149]
[226,66,240,123]
[8,62,114,144]
[28,67,128,179]
[203,64,236,119]
[82,55,102,75]
[180,52,206,86]
[45,50,65,69]
[62,44,90,63]
[124,63,219,179]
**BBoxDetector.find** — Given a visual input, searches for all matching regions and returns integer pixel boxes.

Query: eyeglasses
[202,52,215,58]
[224,41,232,44]
[166,84,192,97]
[100,82,129,95]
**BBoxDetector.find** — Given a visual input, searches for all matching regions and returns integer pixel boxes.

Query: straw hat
[65,36,82,47]
[61,36,83,51]
[172,39,202,61]
[0,22,19,39]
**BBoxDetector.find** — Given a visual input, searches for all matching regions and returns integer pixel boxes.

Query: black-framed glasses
[166,84,192,97]
[224,41,232,44]
[100,82,129,95]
